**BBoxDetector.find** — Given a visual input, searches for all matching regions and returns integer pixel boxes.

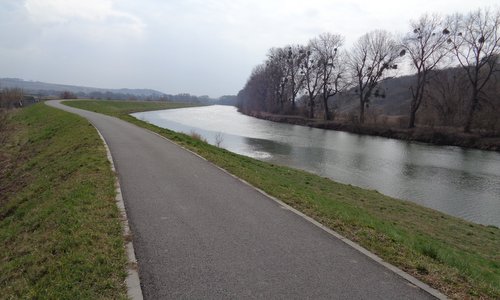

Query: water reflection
[132,105,500,226]
[243,137,292,156]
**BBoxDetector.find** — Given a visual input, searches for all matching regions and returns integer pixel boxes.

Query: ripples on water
[132,105,500,226]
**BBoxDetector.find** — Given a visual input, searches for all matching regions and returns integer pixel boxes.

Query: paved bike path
[47,101,435,299]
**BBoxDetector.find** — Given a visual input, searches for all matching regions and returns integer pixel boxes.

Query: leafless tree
[424,68,469,126]
[285,45,306,113]
[60,90,78,99]
[449,8,500,132]
[0,88,24,109]
[300,45,322,118]
[310,33,345,120]
[237,64,270,113]
[348,30,402,124]
[402,14,452,128]
[267,47,290,112]
[214,132,224,147]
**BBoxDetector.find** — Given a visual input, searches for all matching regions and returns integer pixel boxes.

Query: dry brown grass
[189,130,207,143]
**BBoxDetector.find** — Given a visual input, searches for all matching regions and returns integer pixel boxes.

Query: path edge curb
[96,129,144,300]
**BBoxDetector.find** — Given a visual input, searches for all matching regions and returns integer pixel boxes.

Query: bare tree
[267,47,290,112]
[237,64,270,113]
[285,45,306,113]
[214,132,224,147]
[424,68,469,126]
[348,30,402,124]
[0,88,24,109]
[449,8,500,132]
[60,90,78,99]
[310,33,345,120]
[402,14,451,128]
[300,45,322,118]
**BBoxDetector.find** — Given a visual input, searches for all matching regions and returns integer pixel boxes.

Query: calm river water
[132,105,500,227]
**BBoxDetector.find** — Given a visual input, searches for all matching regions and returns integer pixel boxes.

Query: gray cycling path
[47,100,434,299]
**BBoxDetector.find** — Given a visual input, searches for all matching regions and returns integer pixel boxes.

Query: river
[132,105,500,227]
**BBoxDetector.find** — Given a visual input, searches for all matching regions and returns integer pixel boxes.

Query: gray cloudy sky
[0,0,498,97]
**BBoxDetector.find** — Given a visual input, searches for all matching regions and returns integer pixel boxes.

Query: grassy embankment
[66,100,500,299]
[0,104,128,298]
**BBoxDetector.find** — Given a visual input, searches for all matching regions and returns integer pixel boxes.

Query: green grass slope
[0,103,127,299]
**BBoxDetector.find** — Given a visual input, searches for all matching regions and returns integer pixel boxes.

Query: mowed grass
[65,100,500,299]
[65,99,198,116]
[0,103,127,299]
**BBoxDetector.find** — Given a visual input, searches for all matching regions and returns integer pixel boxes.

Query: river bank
[245,111,500,152]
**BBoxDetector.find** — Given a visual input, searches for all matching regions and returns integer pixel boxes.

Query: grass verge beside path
[0,103,127,299]
[66,100,500,299]
[63,99,197,116]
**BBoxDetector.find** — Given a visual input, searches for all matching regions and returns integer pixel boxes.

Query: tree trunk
[464,89,479,133]
[359,98,365,124]
[323,95,330,120]
[408,73,426,129]
[290,72,296,113]
[309,97,315,119]
[408,102,417,129]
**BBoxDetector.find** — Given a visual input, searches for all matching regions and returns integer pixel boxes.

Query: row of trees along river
[237,8,500,138]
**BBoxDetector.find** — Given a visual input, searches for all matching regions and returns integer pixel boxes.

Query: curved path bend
[47,100,436,299]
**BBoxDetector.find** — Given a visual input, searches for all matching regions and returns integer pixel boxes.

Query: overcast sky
[0,0,498,97]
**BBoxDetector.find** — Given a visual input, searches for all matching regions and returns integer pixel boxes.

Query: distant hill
[0,78,236,104]
[333,75,414,116]
[0,78,165,99]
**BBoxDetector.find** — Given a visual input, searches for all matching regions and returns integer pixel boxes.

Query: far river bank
[244,111,500,152]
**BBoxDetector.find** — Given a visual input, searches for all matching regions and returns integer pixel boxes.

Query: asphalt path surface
[47,101,434,299]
